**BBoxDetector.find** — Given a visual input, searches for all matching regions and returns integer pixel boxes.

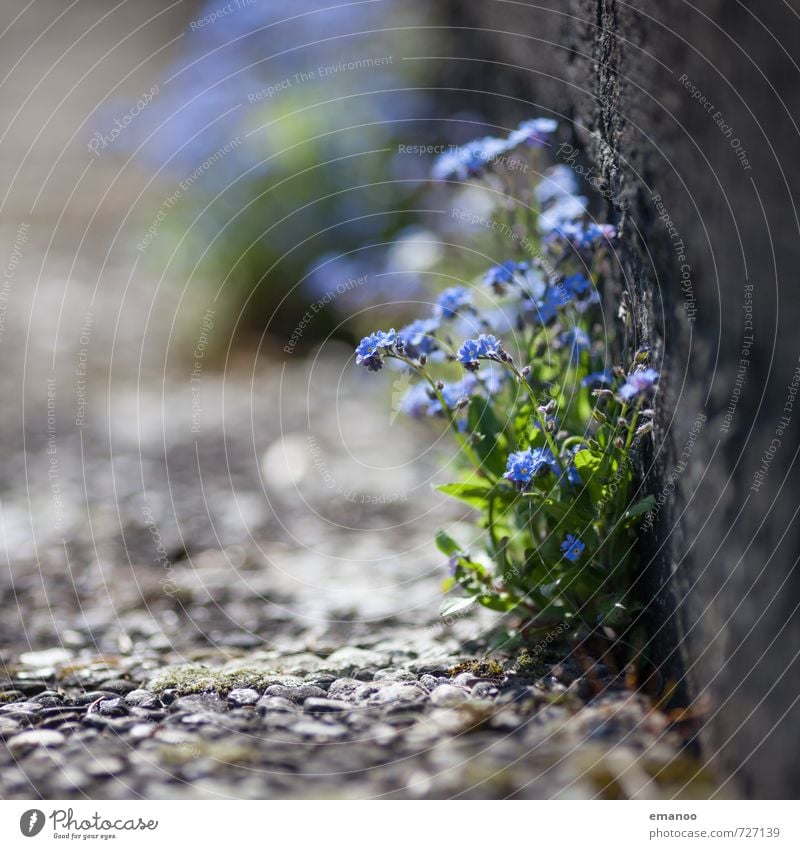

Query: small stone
[72,691,117,706]
[303,697,349,714]
[256,696,297,713]
[100,679,138,695]
[0,701,43,714]
[430,685,469,707]
[292,720,349,740]
[97,698,128,717]
[171,694,226,714]
[0,717,22,737]
[471,682,498,699]
[19,648,72,668]
[0,690,24,702]
[227,688,260,707]
[7,729,65,751]
[9,680,50,696]
[125,690,161,709]
[325,678,361,700]
[263,684,327,703]
[353,668,377,681]
[31,691,63,706]
[418,674,440,691]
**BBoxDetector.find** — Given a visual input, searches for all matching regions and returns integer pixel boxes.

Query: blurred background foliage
[101,0,571,357]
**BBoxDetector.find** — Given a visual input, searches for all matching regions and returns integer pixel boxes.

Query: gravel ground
[0,352,716,800]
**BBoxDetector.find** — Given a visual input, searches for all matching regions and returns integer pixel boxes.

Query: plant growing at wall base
[354,119,658,636]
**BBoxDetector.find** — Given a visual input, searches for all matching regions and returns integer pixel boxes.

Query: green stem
[390,354,491,479]
[496,358,565,475]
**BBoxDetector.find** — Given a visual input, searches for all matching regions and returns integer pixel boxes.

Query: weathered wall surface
[449,0,800,797]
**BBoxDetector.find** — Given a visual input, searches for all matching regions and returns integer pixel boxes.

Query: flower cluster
[432,118,557,181]
[353,116,661,636]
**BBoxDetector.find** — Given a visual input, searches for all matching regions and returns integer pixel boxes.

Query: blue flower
[548,221,616,250]
[399,382,433,418]
[564,464,582,487]
[398,318,439,358]
[503,447,557,487]
[527,286,572,324]
[431,137,509,181]
[457,334,503,371]
[618,368,659,401]
[563,274,593,298]
[355,329,397,371]
[506,117,558,150]
[539,195,588,233]
[435,286,472,319]
[535,165,579,205]
[483,260,522,293]
[561,328,591,363]
[581,369,614,388]
[561,534,586,562]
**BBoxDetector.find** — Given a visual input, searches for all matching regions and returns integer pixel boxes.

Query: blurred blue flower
[398,318,440,359]
[435,286,472,319]
[561,534,586,562]
[535,164,579,205]
[432,136,509,181]
[564,274,593,298]
[581,369,614,388]
[619,368,659,401]
[506,117,558,150]
[561,327,591,363]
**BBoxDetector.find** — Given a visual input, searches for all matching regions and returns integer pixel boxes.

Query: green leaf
[467,396,507,476]
[437,481,493,507]
[624,495,656,523]
[440,596,477,617]
[435,530,461,557]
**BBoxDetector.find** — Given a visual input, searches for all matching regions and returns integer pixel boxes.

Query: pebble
[0,717,22,736]
[325,678,361,700]
[264,684,327,703]
[125,690,161,709]
[256,696,297,713]
[430,685,469,707]
[303,697,349,714]
[171,694,226,713]
[0,701,44,714]
[18,648,72,668]
[7,729,66,751]
[31,691,63,706]
[72,691,117,706]
[100,679,138,695]
[97,698,129,717]
[227,688,260,707]
[292,720,349,740]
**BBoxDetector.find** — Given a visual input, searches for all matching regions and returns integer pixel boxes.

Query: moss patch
[147,663,283,696]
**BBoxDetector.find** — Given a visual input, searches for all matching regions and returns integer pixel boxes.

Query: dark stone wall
[443,0,800,797]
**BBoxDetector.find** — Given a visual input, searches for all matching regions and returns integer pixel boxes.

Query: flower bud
[521,366,531,377]
[617,417,629,428]
[641,408,655,418]
[613,366,626,378]
[592,388,614,398]
[436,380,444,390]
[636,421,653,436]
[614,436,625,449]
[592,409,608,424]
[418,354,427,366]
